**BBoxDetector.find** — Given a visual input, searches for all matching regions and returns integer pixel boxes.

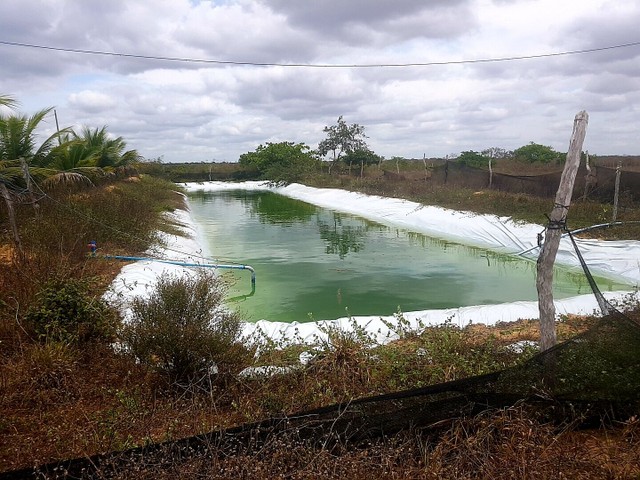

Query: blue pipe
[102,254,256,289]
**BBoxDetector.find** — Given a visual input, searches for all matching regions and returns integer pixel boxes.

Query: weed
[120,270,251,387]
[26,340,78,393]
[380,306,427,339]
[25,276,118,344]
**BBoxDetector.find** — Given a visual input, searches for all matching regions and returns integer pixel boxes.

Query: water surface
[188,190,622,323]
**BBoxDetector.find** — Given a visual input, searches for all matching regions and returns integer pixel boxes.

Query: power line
[1,39,640,68]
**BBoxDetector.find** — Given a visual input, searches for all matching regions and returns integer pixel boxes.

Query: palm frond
[42,171,96,188]
[0,94,19,110]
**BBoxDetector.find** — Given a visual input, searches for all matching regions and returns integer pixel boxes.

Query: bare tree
[318,116,368,175]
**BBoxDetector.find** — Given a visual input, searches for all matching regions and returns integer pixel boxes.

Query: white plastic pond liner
[106,182,640,344]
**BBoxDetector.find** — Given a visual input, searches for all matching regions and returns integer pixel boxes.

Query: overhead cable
[1,39,639,68]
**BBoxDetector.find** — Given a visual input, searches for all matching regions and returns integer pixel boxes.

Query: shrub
[457,150,489,168]
[25,277,117,343]
[238,141,319,184]
[120,271,248,385]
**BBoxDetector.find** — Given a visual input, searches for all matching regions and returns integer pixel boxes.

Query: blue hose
[102,254,256,288]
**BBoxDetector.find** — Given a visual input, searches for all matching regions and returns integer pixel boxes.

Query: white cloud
[68,90,117,113]
[0,0,639,161]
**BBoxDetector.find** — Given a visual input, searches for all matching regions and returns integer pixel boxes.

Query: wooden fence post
[536,111,589,351]
[488,156,493,189]
[582,150,593,201]
[612,160,622,222]
[422,153,428,181]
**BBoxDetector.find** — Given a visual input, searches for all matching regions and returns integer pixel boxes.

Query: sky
[1,0,639,163]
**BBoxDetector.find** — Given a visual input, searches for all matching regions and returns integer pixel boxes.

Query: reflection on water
[187,190,626,323]
[247,190,317,225]
[318,214,366,259]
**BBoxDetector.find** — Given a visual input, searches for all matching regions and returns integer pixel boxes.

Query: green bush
[238,141,319,184]
[457,150,489,168]
[25,277,117,343]
[120,271,249,385]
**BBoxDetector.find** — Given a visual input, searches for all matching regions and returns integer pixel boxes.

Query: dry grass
[52,407,639,479]
[4,311,635,476]
[1,172,639,478]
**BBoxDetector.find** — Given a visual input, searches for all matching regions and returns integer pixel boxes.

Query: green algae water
[187,190,624,323]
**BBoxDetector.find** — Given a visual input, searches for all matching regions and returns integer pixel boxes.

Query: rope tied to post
[544,213,568,231]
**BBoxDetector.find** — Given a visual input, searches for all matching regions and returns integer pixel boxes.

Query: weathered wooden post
[488,155,493,189]
[422,153,428,182]
[536,111,589,351]
[612,160,622,222]
[582,150,596,201]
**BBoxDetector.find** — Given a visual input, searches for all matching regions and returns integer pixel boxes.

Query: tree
[342,147,380,166]
[0,107,62,167]
[481,147,511,160]
[0,107,69,198]
[238,141,318,184]
[0,157,24,257]
[76,126,141,172]
[0,106,65,256]
[457,150,489,168]
[41,139,104,187]
[0,94,21,254]
[342,147,381,178]
[513,142,560,164]
[318,116,369,174]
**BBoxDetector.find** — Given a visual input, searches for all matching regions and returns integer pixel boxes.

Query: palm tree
[0,106,66,256]
[78,126,141,173]
[1,107,64,162]
[41,139,104,187]
[0,107,67,190]
[0,157,25,257]
[0,94,22,255]
[0,96,24,256]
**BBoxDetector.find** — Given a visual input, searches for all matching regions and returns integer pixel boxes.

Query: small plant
[609,289,640,313]
[120,271,250,386]
[25,340,78,393]
[380,306,427,340]
[25,277,117,343]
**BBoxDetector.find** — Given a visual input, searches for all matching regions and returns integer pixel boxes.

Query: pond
[187,190,623,323]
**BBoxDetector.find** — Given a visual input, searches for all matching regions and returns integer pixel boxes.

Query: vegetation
[25,277,117,344]
[1,166,638,477]
[342,147,383,177]
[513,141,562,164]
[457,149,490,168]
[1,98,639,477]
[238,141,318,184]
[0,98,141,258]
[121,271,249,385]
[318,116,373,174]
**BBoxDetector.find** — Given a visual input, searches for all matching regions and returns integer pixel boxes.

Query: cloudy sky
[1,0,639,162]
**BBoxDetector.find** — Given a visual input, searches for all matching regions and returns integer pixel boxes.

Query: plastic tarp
[106,182,640,343]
